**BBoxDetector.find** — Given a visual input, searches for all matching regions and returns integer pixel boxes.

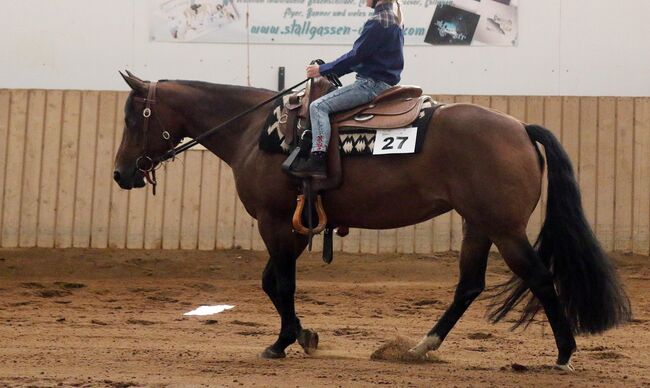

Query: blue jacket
[319,3,404,86]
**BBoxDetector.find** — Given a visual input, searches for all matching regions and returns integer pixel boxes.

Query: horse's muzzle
[113,168,146,190]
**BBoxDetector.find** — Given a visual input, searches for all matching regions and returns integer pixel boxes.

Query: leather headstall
[132,81,175,195]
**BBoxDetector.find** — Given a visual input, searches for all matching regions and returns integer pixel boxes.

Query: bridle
[125,71,337,195]
[132,81,176,195]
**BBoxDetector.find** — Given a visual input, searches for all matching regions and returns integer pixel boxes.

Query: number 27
[382,136,408,150]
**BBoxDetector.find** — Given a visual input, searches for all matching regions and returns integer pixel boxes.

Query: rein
[134,78,310,195]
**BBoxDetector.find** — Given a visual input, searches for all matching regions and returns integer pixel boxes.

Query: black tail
[488,124,632,334]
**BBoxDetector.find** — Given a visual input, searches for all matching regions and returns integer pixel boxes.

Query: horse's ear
[119,70,147,94]
[125,70,144,83]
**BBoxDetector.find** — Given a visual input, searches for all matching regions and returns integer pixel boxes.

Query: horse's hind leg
[494,234,577,370]
[409,222,492,357]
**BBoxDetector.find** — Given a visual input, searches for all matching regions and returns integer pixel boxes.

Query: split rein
[133,78,311,195]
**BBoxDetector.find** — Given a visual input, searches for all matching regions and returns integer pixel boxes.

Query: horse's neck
[177,82,274,166]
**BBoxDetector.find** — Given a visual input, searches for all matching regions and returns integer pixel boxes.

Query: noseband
[133,81,175,195]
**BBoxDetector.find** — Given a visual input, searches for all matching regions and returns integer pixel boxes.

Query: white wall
[1,0,648,96]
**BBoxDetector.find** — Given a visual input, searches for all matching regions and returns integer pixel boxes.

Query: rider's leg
[310,76,390,153]
[292,76,391,178]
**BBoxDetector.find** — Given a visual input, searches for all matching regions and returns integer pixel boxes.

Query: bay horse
[113,72,631,370]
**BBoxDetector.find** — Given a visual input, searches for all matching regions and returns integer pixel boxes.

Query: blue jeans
[310,76,392,152]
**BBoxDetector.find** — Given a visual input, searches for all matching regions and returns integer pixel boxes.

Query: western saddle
[278,77,429,145]
[279,76,434,262]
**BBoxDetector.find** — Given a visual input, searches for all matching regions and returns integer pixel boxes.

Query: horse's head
[113,71,185,190]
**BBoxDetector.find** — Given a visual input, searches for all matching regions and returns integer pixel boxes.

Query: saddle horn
[310,59,342,88]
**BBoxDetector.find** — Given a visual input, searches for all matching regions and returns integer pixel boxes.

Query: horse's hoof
[408,334,441,358]
[554,362,575,372]
[298,328,319,355]
[405,349,429,362]
[260,347,286,359]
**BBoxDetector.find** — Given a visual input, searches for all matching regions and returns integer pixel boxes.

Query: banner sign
[149,0,518,46]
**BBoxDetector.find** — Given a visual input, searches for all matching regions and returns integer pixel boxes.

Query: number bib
[373,127,418,155]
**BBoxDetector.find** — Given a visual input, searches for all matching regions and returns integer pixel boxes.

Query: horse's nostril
[113,170,121,182]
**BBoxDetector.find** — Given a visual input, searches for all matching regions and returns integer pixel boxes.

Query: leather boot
[291,151,327,179]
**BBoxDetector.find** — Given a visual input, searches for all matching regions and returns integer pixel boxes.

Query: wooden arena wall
[0,90,648,255]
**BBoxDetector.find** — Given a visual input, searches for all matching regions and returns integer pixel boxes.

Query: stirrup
[282,130,313,177]
[292,194,327,235]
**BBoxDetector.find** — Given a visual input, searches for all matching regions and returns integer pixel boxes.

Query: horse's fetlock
[279,332,298,345]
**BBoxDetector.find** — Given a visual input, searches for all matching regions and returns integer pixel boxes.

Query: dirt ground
[0,248,648,387]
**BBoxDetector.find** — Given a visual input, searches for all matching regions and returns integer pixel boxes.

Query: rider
[292,0,405,178]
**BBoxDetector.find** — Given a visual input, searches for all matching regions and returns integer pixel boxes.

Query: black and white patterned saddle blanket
[258,98,441,156]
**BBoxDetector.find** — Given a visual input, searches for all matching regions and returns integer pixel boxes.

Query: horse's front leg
[258,216,318,358]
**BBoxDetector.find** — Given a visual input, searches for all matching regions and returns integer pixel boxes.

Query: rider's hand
[306,65,321,78]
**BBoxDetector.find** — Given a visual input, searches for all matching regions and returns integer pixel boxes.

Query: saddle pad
[259,98,293,153]
[338,105,437,156]
[259,100,442,156]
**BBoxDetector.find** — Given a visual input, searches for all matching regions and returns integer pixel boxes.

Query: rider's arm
[319,20,385,77]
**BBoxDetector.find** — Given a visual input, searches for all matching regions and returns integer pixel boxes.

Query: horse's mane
[161,79,275,96]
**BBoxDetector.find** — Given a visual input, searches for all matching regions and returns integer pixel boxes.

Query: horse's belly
[326,197,452,229]
[322,156,451,229]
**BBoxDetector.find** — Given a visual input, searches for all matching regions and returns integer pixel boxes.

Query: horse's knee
[262,266,275,296]
[263,267,296,302]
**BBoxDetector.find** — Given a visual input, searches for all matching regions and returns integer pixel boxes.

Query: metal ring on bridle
[143,108,152,118]
[136,155,155,172]
[162,131,171,140]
